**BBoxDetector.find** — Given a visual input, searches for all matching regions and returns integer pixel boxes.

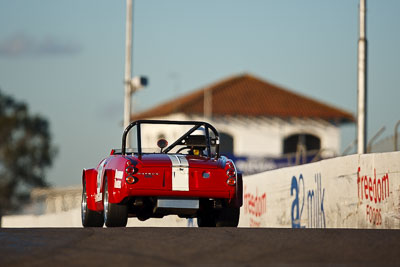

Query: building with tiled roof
[132,73,354,174]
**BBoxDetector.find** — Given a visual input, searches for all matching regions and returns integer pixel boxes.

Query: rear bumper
[106,172,243,208]
[157,198,199,209]
[112,188,233,203]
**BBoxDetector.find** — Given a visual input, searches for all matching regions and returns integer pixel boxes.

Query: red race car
[81,120,242,227]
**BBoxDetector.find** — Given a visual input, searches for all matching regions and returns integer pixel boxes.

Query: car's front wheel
[103,177,128,227]
[81,180,104,227]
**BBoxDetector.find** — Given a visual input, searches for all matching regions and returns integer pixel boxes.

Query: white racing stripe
[168,155,189,191]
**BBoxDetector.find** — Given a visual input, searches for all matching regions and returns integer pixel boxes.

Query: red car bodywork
[81,120,243,227]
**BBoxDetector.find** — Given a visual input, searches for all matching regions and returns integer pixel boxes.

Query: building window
[219,132,234,156]
[283,134,320,154]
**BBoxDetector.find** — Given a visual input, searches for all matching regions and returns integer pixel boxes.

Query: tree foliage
[0,89,56,215]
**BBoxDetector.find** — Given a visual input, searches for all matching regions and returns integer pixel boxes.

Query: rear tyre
[197,212,216,227]
[81,180,104,227]
[103,177,128,227]
[216,206,240,227]
[197,201,216,227]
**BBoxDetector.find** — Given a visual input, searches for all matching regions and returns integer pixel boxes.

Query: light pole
[123,0,147,147]
[357,0,367,154]
[124,0,133,137]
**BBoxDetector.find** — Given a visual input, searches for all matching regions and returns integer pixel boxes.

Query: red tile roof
[132,73,355,123]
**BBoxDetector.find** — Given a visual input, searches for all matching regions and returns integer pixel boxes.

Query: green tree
[0,89,56,223]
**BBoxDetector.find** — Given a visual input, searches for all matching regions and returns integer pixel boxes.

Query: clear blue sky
[0,0,399,187]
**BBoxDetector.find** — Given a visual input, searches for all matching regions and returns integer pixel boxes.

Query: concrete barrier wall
[239,152,400,228]
[2,208,193,228]
[2,208,82,227]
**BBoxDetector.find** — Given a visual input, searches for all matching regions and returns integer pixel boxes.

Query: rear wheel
[197,212,216,227]
[197,201,216,227]
[103,177,128,227]
[81,180,104,227]
[216,206,240,227]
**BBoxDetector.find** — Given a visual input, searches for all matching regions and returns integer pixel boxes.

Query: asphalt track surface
[0,228,399,267]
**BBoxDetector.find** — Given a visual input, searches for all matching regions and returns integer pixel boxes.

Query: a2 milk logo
[290,173,326,228]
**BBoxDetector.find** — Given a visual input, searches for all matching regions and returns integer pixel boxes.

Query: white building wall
[142,113,341,158]
[277,119,340,157]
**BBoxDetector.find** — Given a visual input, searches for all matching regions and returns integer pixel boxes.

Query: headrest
[184,135,207,147]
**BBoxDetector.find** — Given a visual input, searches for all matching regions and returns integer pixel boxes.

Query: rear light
[125,160,138,184]
[125,165,138,175]
[225,159,237,186]
[226,177,236,186]
[226,161,234,169]
[126,176,138,184]
[226,168,235,178]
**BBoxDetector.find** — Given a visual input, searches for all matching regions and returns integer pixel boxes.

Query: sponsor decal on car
[95,188,102,202]
[137,172,159,178]
[114,170,124,188]
[115,170,124,179]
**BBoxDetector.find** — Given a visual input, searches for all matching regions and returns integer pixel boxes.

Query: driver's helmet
[185,127,207,155]
[191,127,205,136]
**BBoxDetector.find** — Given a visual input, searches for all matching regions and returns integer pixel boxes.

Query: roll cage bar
[122,120,220,158]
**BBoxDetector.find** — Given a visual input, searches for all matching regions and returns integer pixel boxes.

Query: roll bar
[122,120,220,158]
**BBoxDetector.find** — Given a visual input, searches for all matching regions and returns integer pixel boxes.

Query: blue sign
[226,153,318,175]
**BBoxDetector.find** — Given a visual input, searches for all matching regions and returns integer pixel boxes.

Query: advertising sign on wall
[239,152,400,229]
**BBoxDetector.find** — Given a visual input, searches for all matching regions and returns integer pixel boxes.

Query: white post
[124,0,133,146]
[204,88,212,120]
[357,0,367,154]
